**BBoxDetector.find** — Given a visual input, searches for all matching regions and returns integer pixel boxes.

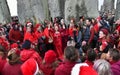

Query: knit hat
[22,40,31,49]
[100,28,109,36]
[71,63,98,75]
[44,50,57,64]
[11,43,18,49]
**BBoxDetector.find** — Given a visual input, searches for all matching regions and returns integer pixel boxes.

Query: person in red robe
[35,23,46,58]
[0,45,7,74]
[0,29,10,51]
[60,19,68,51]
[35,23,45,40]
[55,46,79,75]
[20,40,42,69]
[24,26,37,47]
[1,49,22,75]
[9,23,23,43]
[40,50,59,75]
[44,22,54,50]
[53,24,63,60]
[97,28,109,53]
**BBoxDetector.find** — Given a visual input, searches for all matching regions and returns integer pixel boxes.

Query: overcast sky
[7,0,117,16]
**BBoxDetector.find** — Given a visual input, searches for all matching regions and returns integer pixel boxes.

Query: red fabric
[0,57,7,73]
[44,27,54,44]
[117,25,120,33]
[44,50,57,64]
[80,66,98,75]
[98,39,108,51]
[0,37,9,51]
[93,24,99,33]
[101,40,108,50]
[100,28,109,36]
[9,28,23,43]
[21,58,36,75]
[40,63,55,75]
[1,62,22,75]
[35,30,44,39]
[60,29,68,51]
[88,27,95,44]
[20,49,42,68]
[68,27,74,37]
[85,60,94,68]
[96,16,101,21]
[55,61,76,75]
[35,23,41,31]
[10,43,18,49]
[24,31,37,44]
[53,32,63,59]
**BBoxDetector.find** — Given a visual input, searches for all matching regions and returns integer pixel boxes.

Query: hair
[93,59,112,75]
[7,49,20,65]
[64,46,79,62]
[0,45,7,58]
[109,48,120,62]
[86,18,92,23]
[22,40,31,49]
[87,49,97,62]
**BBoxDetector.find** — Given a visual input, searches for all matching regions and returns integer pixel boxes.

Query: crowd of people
[0,12,120,75]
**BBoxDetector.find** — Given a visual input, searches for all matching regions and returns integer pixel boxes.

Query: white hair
[93,59,112,75]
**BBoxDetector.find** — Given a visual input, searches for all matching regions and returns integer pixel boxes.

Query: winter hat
[11,43,18,49]
[44,50,57,64]
[100,28,109,36]
[26,22,32,26]
[22,40,31,49]
[21,58,37,75]
[71,63,98,75]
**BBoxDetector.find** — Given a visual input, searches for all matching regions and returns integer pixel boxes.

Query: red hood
[20,49,35,62]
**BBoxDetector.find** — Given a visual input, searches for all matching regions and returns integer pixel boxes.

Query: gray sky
[7,0,117,16]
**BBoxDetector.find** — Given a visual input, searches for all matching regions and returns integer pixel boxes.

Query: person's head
[7,49,21,65]
[26,22,33,28]
[61,19,65,25]
[99,28,109,39]
[67,37,75,47]
[22,40,31,49]
[93,59,112,75]
[79,16,84,22]
[91,18,97,25]
[26,26,32,32]
[54,23,59,31]
[0,29,6,38]
[12,23,19,30]
[85,18,92,26]
[64,46,79,62]
[44,50,57,65]
[106,48,120,62]
[36,23,43,31]
[87,49,97,62]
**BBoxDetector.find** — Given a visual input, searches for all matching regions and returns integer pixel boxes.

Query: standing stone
[17,0,50,25]
[102,0,115,13]
[84,0,99,18]
[65,0,99,24]
[48,0,65,20]
[0,0,11,23]
[115,0,120,20]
